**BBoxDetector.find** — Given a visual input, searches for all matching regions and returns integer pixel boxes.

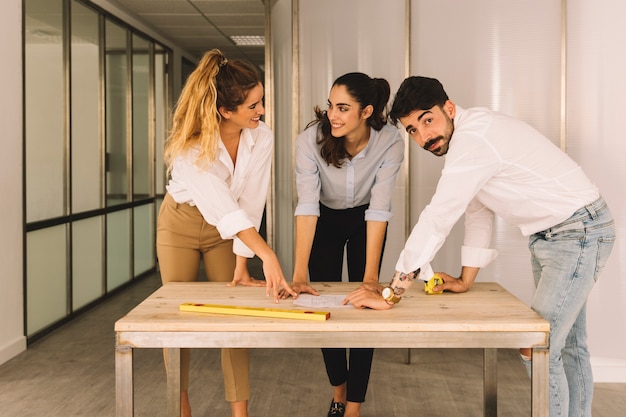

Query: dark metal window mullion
[63,0,73,316]
[127,30,135,280]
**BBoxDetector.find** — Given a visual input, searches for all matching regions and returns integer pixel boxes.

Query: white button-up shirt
[166,121,273,258]
[395,106,599,279]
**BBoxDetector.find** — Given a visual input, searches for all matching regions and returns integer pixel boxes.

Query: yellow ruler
[179,302,331,321]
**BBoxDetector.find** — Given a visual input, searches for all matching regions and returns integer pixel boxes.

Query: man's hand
[431,272,471,293]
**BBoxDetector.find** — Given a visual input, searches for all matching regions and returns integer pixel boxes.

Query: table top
[115,281,549,335]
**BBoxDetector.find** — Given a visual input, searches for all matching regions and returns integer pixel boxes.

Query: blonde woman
[157,49,295,417]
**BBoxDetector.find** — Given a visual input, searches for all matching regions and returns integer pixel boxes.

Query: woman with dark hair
[157,48,295,417]
[282,72,404,417]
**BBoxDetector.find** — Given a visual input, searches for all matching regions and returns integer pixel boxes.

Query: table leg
[531,347,549,417]
[115,345,134,417]
[483,348,497,417]
[165,348,181,417]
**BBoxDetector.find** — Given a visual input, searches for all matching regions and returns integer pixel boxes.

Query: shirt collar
[217,128,256,153]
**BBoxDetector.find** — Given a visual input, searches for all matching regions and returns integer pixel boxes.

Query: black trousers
[309,204,386,403]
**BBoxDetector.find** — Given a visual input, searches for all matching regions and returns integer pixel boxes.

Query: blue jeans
[525,196,615,417]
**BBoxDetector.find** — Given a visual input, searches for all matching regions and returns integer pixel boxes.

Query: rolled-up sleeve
[462,197,498,267]
[216,209,255,241]
[172,156,246,237]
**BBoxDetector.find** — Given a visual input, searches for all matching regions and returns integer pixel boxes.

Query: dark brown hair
[307,72,390,168]
[389,76,448,125]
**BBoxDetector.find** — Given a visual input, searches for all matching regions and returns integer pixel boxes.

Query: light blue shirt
[295,124,404,222]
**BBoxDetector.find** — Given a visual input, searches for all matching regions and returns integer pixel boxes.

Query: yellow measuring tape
[424,274,444,295]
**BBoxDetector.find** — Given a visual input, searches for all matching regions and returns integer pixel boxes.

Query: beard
[424,117,454,156]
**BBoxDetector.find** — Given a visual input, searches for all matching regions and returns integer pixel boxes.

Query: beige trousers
[157,193,250,402]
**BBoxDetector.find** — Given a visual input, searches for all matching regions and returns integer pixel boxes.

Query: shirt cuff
[394,252,434,282]
[364,208,392,222]
[233,237,255,258]
[418,264,434,282]
[294,202,320,217]
[461,245,498,268]
[216,209,255,240]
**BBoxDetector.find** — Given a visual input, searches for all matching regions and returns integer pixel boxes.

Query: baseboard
[0,336,26,366]
[592,356,626,383]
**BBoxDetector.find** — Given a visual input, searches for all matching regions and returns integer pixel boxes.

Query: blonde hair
[164,49,261,172]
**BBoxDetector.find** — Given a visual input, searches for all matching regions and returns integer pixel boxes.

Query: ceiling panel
[110,0,266,68]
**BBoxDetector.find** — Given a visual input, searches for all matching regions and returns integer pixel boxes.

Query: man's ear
[443,100,456,119]
[218,106,231,119]
[361,104,374,120]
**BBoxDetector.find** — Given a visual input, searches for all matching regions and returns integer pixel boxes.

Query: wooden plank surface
[115,282,548,333]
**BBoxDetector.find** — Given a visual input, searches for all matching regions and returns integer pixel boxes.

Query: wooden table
[115,282,549,417]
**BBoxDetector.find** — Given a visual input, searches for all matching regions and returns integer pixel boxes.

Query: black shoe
[327,400,345,417]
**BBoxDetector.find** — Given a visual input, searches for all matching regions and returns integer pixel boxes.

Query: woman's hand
[227,256,266,287]
[343,285,392,310]
[278,282,320,299]
[233,228,297,302]
[227,269,266,287]
[262,254,297,302]
[359,281,382,292]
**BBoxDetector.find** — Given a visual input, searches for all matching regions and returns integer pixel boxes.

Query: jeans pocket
[594,236,616,280]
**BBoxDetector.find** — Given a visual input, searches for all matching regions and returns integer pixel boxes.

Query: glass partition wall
[24,0,171,340]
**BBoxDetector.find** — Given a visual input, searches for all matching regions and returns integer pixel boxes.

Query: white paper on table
[292,294,352,308]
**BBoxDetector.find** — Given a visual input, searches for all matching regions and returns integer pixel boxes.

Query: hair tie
[219,57,228,67]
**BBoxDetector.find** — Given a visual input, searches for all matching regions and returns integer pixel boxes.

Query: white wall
[567,0,626,382]
[0,0,26,364]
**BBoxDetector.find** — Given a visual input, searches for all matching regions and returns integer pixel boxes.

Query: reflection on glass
[71,0,102,212]
[105,19,128,206]
[133,34,151,200]
[134,204,155,275]
[25,0,65,222]
[26,226,67,336]
[73,216,104,309]
[107,209,131,291]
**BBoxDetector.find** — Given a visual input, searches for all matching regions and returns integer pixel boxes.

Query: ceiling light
[230,35,265,46]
